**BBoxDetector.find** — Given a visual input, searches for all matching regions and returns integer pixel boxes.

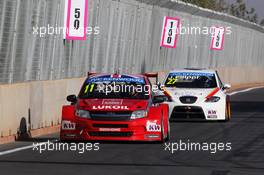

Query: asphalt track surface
[0,88,264,175]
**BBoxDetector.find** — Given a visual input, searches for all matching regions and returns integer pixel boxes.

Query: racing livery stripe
[206,87,220,99]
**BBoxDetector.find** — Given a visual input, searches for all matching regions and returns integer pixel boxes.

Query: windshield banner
[87,77,145,84]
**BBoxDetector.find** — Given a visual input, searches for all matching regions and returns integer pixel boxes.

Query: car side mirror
[66,95,77,104]
[153,95,167,104]
[223,84,231,90]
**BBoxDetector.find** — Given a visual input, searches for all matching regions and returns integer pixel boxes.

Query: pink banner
[160,16,180,48]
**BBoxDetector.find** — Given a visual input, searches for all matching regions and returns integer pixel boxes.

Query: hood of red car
[78,98,149,111]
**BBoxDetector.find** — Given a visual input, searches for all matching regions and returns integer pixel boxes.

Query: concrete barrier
[1,66,264,139]
[0,78,85,138]
[216,66,264,85]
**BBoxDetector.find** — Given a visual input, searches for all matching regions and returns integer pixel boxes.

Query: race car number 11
[160,16,180,48]
[65,0,88,40]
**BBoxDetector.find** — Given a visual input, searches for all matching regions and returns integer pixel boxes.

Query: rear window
[164,72,217,88]
[79,76,149,99]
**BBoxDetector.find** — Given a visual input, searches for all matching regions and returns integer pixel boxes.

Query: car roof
[168,68,216,74]
[88,73,145,79]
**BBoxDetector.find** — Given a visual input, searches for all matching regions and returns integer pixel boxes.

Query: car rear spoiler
[87,72,97,77]
[144,72,158,84]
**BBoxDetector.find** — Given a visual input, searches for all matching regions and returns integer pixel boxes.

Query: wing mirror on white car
[157,82,161,90]
[223,84,231,90]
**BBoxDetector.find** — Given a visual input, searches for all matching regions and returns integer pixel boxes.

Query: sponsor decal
[64,0,88,40]
[87,77,145,84]
[166,76,199,85]
[160,16,180,48]
[62,120,76,130]
[207,110,218,118]
[99,128,121,132]
[92,105,129,110]
[168,72,215,77]
[165,72,215,85]
[102,99,123,105]
[146,120,161,132]
[210,26,225,50]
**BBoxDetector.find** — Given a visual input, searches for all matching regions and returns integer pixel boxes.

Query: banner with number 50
[64,0,88,40]
[160,16,180,48]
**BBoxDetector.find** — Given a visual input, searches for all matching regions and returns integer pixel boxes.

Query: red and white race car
[60,73,170,142]
[162,69,231,121]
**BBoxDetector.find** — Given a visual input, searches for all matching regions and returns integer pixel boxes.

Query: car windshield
[79,76,149,99]
[164,72,217,88]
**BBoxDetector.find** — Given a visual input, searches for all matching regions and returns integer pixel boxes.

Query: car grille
[90,111,131,121]
[93,124,128,128]
[170,106,205,120]
[179,96,197,104]
[88,132,133,137]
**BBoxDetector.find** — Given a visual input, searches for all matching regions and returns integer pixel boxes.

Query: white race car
[162,68,231,121]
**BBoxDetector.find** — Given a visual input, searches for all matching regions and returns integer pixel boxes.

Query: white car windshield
[164,72,217,88]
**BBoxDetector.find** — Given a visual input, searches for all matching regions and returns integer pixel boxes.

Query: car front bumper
[60,118,163,141]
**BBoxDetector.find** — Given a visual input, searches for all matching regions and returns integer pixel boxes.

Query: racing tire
[225,101,231,121]
[164,120,170,142]
[161,118,170,143]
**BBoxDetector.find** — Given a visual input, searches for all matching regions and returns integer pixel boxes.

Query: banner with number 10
[160,16,180,48]
[211,26,225,50]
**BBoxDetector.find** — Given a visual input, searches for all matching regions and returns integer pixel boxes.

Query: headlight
[205,96,220,103]
[130,110,147,120]
[75,109,91,118]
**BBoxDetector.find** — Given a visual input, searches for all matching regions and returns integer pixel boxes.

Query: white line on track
[0,140,57,156]
[228,86,264,96]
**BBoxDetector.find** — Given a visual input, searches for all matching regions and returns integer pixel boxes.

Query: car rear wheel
[161,119,170,142]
